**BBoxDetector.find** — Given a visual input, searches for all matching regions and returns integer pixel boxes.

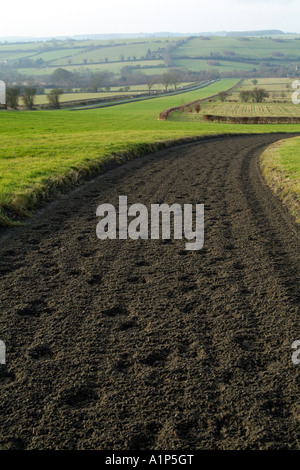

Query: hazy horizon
[0,29,297,42]
[1,0,299,39]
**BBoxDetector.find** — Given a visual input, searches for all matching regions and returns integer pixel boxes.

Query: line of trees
[239,87,269,103]
[3,67,218,110]
[5,85,64,109]
[6,85,38,109]
[46,67,220,92]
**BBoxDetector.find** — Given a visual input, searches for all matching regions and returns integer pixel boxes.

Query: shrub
[6,86,20,109]
[251,87,269,103]
[239,90,252,102]
[218,91,228,102]
[22,86,37,110]
[47,88,64,109]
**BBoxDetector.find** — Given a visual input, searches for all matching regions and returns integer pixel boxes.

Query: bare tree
[47,88,64,109]
[218,91,228,102]
[239,90,252,102]
[90,72,109,92]
[169,71,180,90]
[6,86,20,109]
[147,78,156,94]
[161,72,171,91]
[251,87,269,103]
[22,86,37,109]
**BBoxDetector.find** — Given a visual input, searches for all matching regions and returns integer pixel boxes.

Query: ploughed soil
[0,134,299,450]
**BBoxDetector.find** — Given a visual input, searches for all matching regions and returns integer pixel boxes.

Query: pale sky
[2,0,299,38]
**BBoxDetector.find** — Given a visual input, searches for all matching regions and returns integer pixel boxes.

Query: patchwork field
[0,37,177,64]
[169,78,300,120]
[18,60,167,77]
[1,35,300,80]
[173,36,300,60]
[0,37,178,78]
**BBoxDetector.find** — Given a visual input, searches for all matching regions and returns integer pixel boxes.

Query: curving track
[0,134,299,450]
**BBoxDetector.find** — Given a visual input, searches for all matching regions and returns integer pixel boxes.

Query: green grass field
[0,78,299,226]
[260,136,300,223]
[17,60,167,76]
[173,36,300,60]
[34,91,130,105]
[0,37,178,63]
[172,58,256,73]
[34,83,195,105]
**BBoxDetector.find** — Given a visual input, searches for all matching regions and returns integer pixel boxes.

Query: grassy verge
[0,78,299,226]
[260,136,300,224]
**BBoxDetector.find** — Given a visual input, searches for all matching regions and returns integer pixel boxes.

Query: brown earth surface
[0,134,299,451]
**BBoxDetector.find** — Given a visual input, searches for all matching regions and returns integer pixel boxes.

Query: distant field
[173,36,300,60]
[34,83,195,105]
[173,58,257,73]
[173,102,300,119]
[4,77,299,226]
[0,51,34,61]
[0,37,178,63]
[169,78,300,120]
[17,60,167,76]
[236,78,294,98]
[50,43,161,65]
[34,92,131,105]
[1,35,300,79]
[130,67,168,76]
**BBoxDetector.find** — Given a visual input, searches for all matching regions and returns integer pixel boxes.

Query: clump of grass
[260,137,300,224]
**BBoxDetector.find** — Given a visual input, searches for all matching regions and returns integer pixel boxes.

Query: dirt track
[0,134,299,450]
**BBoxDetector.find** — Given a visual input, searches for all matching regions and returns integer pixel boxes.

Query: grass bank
[0,78,299,226]
[260,136,300,224]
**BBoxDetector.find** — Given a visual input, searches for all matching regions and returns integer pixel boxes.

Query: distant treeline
[174,54,300,64]
[226,30,284,37]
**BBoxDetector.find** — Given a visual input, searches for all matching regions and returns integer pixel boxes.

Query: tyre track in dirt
[0,134,299,450]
